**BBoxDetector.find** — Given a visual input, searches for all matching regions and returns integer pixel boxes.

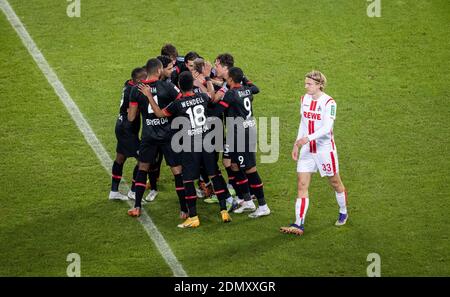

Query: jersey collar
[182,92,195,97]
[141,78,158,84]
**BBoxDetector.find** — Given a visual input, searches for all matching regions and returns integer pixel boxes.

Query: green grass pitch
[0,0,449,276]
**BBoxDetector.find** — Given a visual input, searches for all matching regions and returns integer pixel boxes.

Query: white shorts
[297,144,339,177]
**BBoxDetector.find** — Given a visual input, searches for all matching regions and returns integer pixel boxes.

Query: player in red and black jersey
[209,53,259,203]
[171,51,200,87]
[161,43,185,75]
[126,58,186,218]
[109,67,146,201]
[139,71,234,228]
[210,67,270,219]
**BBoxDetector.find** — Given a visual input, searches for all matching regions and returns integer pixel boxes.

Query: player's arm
[307,100,336,142]
[209,91,232,116]
[204,76,216,99]
[213,86,226,103]
[292,97,305,160]
[137,84,171,118]
[127,88,139,122]
[242,76,260,95]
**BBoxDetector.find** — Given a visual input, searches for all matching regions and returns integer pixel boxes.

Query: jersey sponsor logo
[187,125,210,136]
[303,111,322,120]
[146,117,169,126]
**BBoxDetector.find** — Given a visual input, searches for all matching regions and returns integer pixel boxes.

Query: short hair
[131,67,146,80]
[161,44,178,59]
[157,55,173,68]
[178,71,194,92]
[184,51,200,63]
[215,53,234,68]
[305,70,327,91]
[228,67,244,83]
[145,58,163,76]
[193,58,205,73]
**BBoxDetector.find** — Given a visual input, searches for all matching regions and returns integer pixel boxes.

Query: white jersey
[296,93,337,153]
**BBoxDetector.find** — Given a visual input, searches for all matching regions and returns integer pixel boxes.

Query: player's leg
[222,145,237,197]
[280,146,316,235]
[177,152,200,228]
[199,166,214,201]
[231,162,256,213]
[127,161,150,217]
[128,141,156,217]
[280,172,312,235]
[127,161,139,200]
[161,142,191,220]
[317,149,348,226]
[144,148,162,202]
[327,173,348,226]
[203,152,233,222]
[246,164,271,218]
[109,152,129,200]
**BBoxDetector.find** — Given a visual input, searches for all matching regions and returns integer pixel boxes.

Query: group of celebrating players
[108,44,270,229]
[108,43,349,235]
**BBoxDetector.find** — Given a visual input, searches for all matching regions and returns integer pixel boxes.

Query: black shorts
[229,151,256,169]
[139,138,181,167]
[115,118,140,158]
[182,151,219,181]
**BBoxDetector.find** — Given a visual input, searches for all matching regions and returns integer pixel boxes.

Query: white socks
[335,191,347,214]
[295,197,309,226]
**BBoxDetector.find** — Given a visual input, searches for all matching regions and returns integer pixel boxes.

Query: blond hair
[305,70,327,91]
[193,58,205,74]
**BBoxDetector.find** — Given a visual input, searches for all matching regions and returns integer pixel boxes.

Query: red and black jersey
[215,84,259,121]
[119,79,135,115]
[171,59,187,87]
[119,79,140,134]
[129,79,181,142]
[164,92,212,139]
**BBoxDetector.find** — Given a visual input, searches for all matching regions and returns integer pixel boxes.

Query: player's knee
[222,158,231,167]
[171,165,182,175]
[115,154,125,164]
[329,178,342,191]
[245,166,256,174]
[230,163,239,171]
[298,180,309,191]
[139,162,150,172]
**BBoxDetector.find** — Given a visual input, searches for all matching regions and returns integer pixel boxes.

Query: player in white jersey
[280,70,348,236]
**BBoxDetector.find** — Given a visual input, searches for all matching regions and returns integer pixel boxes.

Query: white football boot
[233,200,256,213]
[109,191,129,201]
[144,190,158,202]
[248,205,271,218]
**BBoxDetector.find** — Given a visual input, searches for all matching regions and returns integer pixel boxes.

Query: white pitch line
[0,0,187,277]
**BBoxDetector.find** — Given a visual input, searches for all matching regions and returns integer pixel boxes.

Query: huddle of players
[109,44,271,228]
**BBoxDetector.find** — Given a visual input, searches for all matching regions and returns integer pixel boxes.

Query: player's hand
[138,84,151,98]
[203,61,212,77]
[193,79,202,87]
[292,145,299,161]
[211,78,223,86]
[297,137,309,146]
